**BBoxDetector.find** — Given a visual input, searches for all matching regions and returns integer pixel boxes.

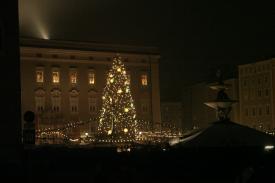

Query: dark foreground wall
[0,1,21,148]
[4,146,272,183]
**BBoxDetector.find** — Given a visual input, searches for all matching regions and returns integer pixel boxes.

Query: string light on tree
[97,55,137,143]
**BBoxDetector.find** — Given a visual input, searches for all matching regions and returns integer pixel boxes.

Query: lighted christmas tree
[97,55,137,143]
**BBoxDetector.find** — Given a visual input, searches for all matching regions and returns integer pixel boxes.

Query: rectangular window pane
[70,97,79,114]
[36,70,44,83]
[88,72,95,85]
[52,71,60,83]
[89,98,97,114]
[70,71,77,84]
[141,74,148,86]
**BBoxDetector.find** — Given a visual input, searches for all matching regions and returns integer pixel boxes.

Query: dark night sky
[19,0,275,101]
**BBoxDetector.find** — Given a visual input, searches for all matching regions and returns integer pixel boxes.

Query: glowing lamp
[264,145,274,151]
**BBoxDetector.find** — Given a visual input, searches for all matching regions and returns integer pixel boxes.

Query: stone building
[20,38,161,137]
[239,58,275,132]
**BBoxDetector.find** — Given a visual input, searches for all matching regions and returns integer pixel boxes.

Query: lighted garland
[36,120,91,136]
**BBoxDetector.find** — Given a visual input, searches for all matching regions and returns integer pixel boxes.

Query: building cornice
[20,37,160,57]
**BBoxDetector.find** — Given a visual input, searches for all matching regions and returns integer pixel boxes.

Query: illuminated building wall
[239,59,275,132]
[20,38,161,136]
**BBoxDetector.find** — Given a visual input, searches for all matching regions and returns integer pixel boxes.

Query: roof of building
[173,120,275,148]
[20,37,160,55]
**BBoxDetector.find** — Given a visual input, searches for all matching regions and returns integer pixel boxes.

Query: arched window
[69,89,79,114]
[51,89,61,113]
[35,88,45,113]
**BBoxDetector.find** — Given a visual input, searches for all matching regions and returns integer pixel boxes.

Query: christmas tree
[97,55,137,143]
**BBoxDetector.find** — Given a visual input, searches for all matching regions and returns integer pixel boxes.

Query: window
[35,89,45,113]
[265,89,269,97]
[266,105,270,115]
[35,97,45,112]
[70,97,78,114]
[51,89,61,113]
[70,71,77,84]
[51,96,61,113]
[89,98,97,114]
[52,71,60,84]
[258,90,262,97]
[141,74,148,86]
[36,70,44,83]
[88,70,95,85]
[69,89,79,114]
[142,104,148,113]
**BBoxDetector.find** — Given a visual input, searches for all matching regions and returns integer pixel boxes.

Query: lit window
[52,71,60,84]
[141,74,148,86]
[36,70,44,83]
[88,71,95,85]
[70,71,77,84]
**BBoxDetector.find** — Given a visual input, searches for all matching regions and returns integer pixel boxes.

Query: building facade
[20,38,161,137]
[182,78,239,131]
[239,58,275,132]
